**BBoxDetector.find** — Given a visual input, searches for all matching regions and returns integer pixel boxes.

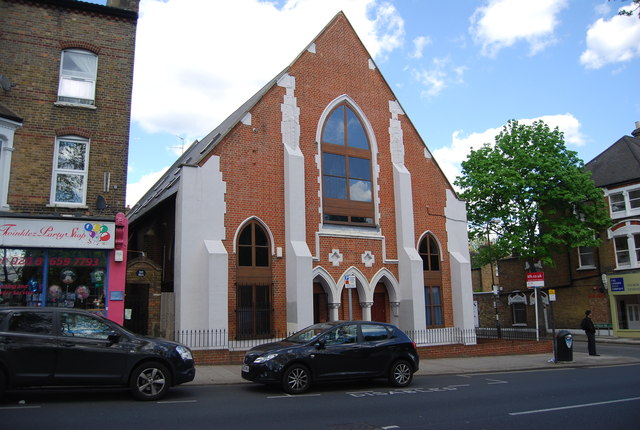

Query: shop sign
[609,274,640,294]
[0,218,115,249]
[611,277,625,292]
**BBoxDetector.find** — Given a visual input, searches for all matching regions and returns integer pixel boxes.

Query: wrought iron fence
[174,325,544,350]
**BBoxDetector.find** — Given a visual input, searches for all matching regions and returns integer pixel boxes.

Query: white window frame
[609,221,640,269]
[49,136,90,207]
[0,117,22,210]
[577,246,597,269]
[57,49,98,107]
[605,185,640,219]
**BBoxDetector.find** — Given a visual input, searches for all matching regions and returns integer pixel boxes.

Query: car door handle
[61,342,76,347]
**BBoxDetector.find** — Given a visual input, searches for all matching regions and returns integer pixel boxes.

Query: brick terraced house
[126,13,476,344]
[0,0,139,324]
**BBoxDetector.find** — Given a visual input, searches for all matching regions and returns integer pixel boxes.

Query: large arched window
[236,221,272,338]
[419,234,443,327]
[321,103,374,226]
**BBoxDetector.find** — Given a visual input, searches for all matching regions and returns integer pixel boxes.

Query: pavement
[187,335,640,386]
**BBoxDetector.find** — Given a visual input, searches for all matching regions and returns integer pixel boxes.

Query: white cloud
[411,57,466,98]
[433,113,584,185]
[469,0,569,57]
[126,167,168,208]
[409,35,431,59]
[580,8,640,69]
[132,0,404,138]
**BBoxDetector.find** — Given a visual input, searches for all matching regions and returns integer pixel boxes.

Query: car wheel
[282,364,311,394]
[130,361,171,401]
[389,360,413,387]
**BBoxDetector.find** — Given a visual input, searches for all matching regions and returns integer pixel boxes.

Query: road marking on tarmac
[485,378,508,384]
[267,393,321,399]
[509,396,640,415]
[157,400,198,404]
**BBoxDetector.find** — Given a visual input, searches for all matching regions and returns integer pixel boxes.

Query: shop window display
[0,248,107,314]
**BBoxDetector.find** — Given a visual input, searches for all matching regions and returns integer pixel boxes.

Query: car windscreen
[286,322,336,343]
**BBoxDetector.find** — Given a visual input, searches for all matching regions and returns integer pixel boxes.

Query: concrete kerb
[188,336,640,386]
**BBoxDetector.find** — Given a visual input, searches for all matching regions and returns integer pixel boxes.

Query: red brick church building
[126,12,475,342]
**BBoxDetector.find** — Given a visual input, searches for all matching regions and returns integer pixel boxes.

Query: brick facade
[0,0,138,324]
[1,0,137,215]
[127,13,473,341]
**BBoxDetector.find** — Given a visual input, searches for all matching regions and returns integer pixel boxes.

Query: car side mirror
[107,332,121,345]
[316,339,326,350]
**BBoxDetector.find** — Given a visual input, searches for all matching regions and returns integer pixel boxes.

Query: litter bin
[556,330,573,361]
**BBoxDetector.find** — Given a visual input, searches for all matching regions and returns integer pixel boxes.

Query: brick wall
[0,0,137,216]
[199,14,458,332]
[477,254,609,330]
[192,339,553,365]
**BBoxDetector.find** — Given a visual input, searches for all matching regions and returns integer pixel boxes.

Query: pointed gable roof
[128,12,354,222]
[127,11,444,223]
[585,135,640,188]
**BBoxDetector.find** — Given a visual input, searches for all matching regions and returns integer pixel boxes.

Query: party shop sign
[0,218,115,249]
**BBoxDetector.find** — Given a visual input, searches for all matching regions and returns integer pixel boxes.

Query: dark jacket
[581,317,595,334]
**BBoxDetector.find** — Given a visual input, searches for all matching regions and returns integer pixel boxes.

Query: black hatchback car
[241,320,419,394]
[0,307,195,401]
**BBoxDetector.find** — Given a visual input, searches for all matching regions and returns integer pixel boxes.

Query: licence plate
[242,365,249,373]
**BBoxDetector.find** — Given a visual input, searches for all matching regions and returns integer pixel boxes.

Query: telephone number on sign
[49,257,101,266]
[0,257,101,266]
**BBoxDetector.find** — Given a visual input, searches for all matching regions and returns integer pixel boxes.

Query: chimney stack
[633,121,640,138]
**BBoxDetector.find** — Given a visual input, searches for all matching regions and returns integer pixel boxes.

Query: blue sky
[118,0,640,207]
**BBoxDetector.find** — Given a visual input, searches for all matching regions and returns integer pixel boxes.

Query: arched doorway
[371,282,389,322]
[313,282,329,323]
[236,221,272,338]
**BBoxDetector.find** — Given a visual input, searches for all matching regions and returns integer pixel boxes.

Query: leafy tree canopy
[454,120,611,269]
[612,0,640,18]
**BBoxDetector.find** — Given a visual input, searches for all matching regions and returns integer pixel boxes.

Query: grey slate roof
[585,135,640,188]
[126,71,285,223]
[126,14,342,224]
[126,11,444,224]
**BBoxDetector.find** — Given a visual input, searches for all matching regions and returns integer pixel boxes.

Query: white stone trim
[0,117,21,210]
[445,189,477,343]
[175,156,227,331]
[279,73,313,332]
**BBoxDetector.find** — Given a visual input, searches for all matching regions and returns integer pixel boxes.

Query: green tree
[454,120,611,271]
[612,0,640,18]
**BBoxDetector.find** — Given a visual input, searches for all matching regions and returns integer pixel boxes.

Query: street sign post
[345,275,356,320]
[526,272,545,288]
[526,272,544,341]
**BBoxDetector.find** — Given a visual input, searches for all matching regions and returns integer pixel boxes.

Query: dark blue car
[0,307,195,400]
[242,320,419,394]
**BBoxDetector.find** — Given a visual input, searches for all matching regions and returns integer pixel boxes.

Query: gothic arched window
[321,103,374,226]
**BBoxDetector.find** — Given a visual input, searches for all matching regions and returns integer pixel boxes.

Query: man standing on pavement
[581,310,599,356]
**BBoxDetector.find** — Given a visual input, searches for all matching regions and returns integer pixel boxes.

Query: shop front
[607,271,640,338]
[0,213,128,324]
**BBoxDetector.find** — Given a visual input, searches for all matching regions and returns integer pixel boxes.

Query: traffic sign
[526,272,544,288]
